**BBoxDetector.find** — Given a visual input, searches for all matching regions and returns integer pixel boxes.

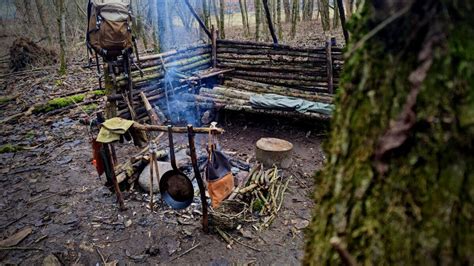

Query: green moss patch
[34,94,85,113]
[0,144,20,153]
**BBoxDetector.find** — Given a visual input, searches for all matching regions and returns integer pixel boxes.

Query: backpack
[86,0,134,59]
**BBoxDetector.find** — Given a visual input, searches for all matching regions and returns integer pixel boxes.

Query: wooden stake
[187,125,209,233]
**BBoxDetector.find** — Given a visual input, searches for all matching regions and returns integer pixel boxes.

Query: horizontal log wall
[216,39,343,93]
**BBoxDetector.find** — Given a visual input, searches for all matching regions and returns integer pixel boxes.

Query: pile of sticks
[216,39,343,93]
[233,164,292,229]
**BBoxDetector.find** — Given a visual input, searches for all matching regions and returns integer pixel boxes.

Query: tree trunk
[35,0,52,44]
[282,0,291,23]
[134,0,148,50]
[156,0,168,51]
[57,0,66,75]
[202,0,210,28]
[332,0,339,29]
[150,0,160,52]
[290,0,298,39]
[277,0,282,39]
[212,0,220,34]
[255,0,261,41]
[239,0,249,36]
[304,0,474,265]
[319,0,330,31]
[218,0,225,38]
[344,0,351,17]
[243,0,250,33]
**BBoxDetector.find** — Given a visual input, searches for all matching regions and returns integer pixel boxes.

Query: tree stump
[256,138,293,169]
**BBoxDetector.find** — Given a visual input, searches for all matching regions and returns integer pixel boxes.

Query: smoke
[153,0,212,126]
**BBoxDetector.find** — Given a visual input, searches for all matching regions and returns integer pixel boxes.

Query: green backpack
[86,0,134,59]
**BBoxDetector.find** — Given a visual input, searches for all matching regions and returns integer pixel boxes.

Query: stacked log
[111,40,342,122]
[216,39,343,93]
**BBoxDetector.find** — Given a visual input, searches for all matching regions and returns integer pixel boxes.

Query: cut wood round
[256,138,294,169]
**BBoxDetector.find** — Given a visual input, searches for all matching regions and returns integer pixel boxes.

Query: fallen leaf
[0,227,32,247]
[43,254,61,266]
[292,218,309,230]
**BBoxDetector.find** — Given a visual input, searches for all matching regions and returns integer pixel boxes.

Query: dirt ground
[0,60,329,264]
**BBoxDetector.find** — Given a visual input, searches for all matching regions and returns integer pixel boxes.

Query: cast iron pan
[159,125,194,209]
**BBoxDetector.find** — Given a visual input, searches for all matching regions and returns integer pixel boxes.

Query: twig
[226,234,261,252]
[95,246,107,265]
[0,214,27,229]
[103,237,130,244]
[216,227,233,246]
[0,246,43,251]
[27,189,68,204]
[167,242,201,262]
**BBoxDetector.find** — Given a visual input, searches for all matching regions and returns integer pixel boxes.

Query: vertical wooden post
[97,112,125,211]
[211,25,218,68]
[104,64,117,119]
[187,125,209,233]
[326,37,334,94]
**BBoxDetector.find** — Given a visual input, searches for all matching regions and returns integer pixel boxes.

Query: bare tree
[282,0,291,23]
[218,0,225,38]
[239,0,249,36]
[57,0,67,75]
[319,0,330,31]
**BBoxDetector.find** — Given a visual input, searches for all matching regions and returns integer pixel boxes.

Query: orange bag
[91,139,104,176]
[206,128,234,208]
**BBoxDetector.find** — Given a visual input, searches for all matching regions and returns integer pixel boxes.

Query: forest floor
[0,20,339,265]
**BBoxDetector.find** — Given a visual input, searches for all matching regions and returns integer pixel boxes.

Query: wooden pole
[262,0,279,45]
[211,25,218,68]
[187,125,209,233]
[184,0,212,39]
[140,92,162,125]
[132,123,224,134]
[326,38,334,94]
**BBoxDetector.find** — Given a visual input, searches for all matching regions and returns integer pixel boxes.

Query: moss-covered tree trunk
[305,0,474,265]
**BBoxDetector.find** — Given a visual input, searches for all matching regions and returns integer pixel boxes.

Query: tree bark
[57,0,67,75]
[255,0,262,41]
[238,0,249,36]
[202,0,210,28]
[218,0,225,38]
[304,0,474,264]
[282,0,291,23]
[319,0,330,31]
[35,0,52,44]
[290,0,298,39]
[277,0,282,39]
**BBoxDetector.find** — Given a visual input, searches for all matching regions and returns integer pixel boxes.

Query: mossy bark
[305,0,474,265]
